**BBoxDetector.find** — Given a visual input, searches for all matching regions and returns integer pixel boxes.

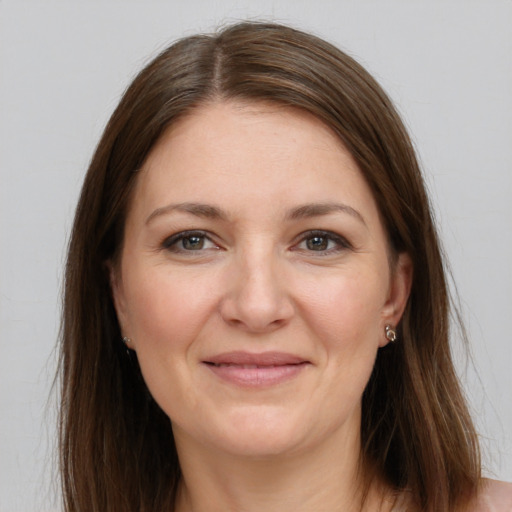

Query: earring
[122,336,134,356]
[385,325,397,342]
[122,336,134,358]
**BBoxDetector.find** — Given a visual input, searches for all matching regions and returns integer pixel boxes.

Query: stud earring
[121,336,135,356]
[385,325,397,342]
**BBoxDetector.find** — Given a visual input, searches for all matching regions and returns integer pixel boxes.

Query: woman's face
[111,101,411,458]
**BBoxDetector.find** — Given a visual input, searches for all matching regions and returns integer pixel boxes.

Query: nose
[219,248,295,333]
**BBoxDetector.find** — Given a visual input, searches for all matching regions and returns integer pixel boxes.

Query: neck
[173,425,391,512]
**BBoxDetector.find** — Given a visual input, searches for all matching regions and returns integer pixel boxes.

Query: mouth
[202,351,310,387]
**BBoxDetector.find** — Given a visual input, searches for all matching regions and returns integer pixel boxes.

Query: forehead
[128,100,382,227]
[145,100,348,172]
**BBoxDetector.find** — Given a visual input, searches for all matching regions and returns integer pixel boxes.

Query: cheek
[122,268,221,416]
[287,270,387,431]
[123,267,219,354]
[299,269,386,346]
[297,268,386,400]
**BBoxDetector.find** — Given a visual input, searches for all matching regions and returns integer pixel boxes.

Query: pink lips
[203,351,310,387]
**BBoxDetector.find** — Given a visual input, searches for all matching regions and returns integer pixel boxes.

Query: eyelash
[161,230,351,255]
[293,230,351,254]
[162,230,219,253]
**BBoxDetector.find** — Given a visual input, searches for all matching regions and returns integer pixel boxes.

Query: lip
[202,351,310,387]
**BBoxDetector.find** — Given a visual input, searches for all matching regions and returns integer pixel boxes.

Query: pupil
[183,236,204,250]
[307,236,328,251]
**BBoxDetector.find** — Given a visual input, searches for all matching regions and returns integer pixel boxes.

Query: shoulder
[469,479,512,512]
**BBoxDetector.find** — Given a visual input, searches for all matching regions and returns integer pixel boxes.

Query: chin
[198,406,331,459]
[215,431,306,459]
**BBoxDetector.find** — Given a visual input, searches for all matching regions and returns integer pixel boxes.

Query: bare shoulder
[469,479,512,512]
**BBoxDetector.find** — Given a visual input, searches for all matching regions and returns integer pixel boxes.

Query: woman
[59,22,512,511]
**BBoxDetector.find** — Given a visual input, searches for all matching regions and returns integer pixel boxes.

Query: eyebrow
[286,202,366,226]
[145,202,229,225]
[145,201,366,226]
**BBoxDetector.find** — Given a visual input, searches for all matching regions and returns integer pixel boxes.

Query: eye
[294,230,351,254]
[305,235,333,251]
[162,230,219,253]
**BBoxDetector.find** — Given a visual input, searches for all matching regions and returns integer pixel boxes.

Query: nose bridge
[240,244,280,302]
[220,239,293,331]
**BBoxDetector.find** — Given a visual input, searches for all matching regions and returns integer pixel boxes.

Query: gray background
[1,1,511,510]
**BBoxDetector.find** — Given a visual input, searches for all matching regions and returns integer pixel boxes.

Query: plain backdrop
[1,1,511,511]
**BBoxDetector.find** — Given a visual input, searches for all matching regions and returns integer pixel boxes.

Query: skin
[111,101,412,512]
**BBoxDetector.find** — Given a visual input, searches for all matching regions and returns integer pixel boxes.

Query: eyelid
[159,229,351,255]
[291,230,352,253]
[161,230,220,252]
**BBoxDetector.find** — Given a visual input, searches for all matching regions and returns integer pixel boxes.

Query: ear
[379,252,413,347]
[106,260,134,349]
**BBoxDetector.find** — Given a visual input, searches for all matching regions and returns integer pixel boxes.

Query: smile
[203,352,311,387]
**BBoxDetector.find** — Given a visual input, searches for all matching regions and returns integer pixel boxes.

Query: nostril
[226,318,243,327]
[223,315,289,334]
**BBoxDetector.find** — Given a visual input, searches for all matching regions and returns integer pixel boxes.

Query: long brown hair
[60,21,480,511]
